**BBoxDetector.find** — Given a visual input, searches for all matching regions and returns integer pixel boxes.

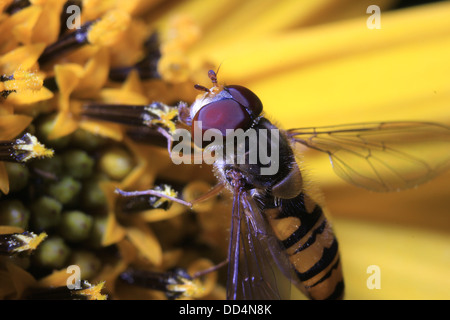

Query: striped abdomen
[260,191,344,300]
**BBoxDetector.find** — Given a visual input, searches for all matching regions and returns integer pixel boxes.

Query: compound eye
[192,99,251,148]
[225,85,263,117]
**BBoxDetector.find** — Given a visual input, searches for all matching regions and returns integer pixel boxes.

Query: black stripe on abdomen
[293,219,327,253]
[325,280,345,300]
[276,193,323,249]
[294,238,339,282]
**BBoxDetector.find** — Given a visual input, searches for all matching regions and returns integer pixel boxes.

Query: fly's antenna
[215,62,223,78]
[209,62,223,86]
[195,63,224,93]
[194,84,210,92]
[208,69,217,86]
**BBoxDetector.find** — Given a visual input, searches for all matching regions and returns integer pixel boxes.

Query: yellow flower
[1,0,449,301]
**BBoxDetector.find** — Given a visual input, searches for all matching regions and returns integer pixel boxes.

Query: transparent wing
[287,122,450,192]
[227,190,292,300]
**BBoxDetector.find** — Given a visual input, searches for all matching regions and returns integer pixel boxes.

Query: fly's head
[179,70,264,148]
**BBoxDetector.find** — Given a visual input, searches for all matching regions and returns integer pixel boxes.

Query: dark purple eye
[192,99,251,148]
[225,85,263,117]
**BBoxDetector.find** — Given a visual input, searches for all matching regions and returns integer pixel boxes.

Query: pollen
[0,69,43,93]
[13,133,54,162]
[166,277,205,299]
[76,281,108,300]
[152,184,178,208]
[87,10,131,47]
[144,106,179,134]
[158,15,201,83]
[10,232,48,253]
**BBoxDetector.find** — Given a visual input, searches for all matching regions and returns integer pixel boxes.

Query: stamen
[0,231,47,255]
[0,69,43,93]
[24,280,108,300]
[151,184,178,208]
[59,1,83,37]
[38,20,96,65]
[82,103,150,126]
[120,268,204,300]
[0,133,54,163]
[82,102,179,134]
[144,106,178,134]
[5,0,30,15]
[76,281,108,300]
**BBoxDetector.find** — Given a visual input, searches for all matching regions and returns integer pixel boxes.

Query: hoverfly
[110,69,450,300]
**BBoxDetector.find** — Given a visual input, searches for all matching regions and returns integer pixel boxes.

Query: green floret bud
[30,196,63,231]
[62,149,95,179]
[47,176,81,205]
[69,250,102,280]
[59,210,93,242]
[31,155,63,180]
[33,236,70,269]
[88,215,107,249]
[0,200,30,229]
[99,147,134,180]
[71,128,107,150]
[81,177,107,209]
[5,162,29,192]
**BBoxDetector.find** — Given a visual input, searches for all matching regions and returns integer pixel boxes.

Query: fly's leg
[117,183,229,299]
[191,259,229,279]
[115,182,225,209]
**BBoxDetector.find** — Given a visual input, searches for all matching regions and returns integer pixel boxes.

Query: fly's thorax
[212,118,302,195]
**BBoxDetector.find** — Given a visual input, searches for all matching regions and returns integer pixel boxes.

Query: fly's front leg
[115,182,225,209]
[155,126,175,157]
[115,186,192,207]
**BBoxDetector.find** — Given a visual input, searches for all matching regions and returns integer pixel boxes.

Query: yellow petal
[99,70,148,104]
[100,181,126,246]
[0,226,24,234]
[54,63,84,99]
[37,269,71,288]
[81,0,120,22]
[31,0,65,45]
[73,47,110,98]
[0,162,9,194]
[121,69,145,96]
[333,218,450,300]
[0,114,33,139]
[87,10,131,47]
[137,203,186,223]
[47,111,79,140]
[109,19,151,67]
[79,120,124,141]
[99,89,148,105]
[0,5,41,47]
[204,2,450,91]
[119,137,150,189]
[126,225,162,266]
[0,43,46,74]
[5,262,37,299]
[0,1,12,12]
[6,87,54,106]
[321,170,450,233]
